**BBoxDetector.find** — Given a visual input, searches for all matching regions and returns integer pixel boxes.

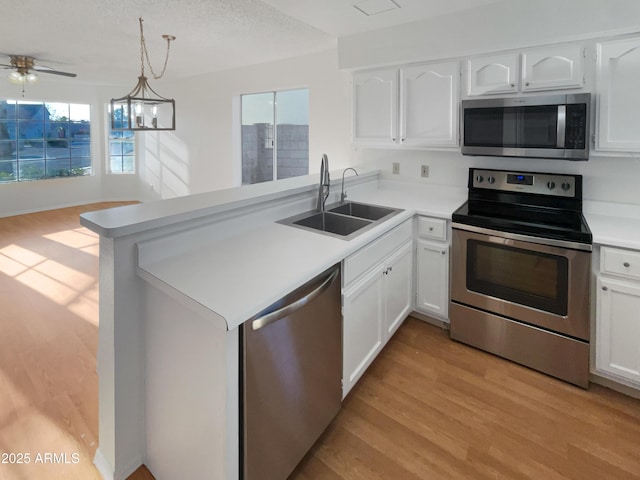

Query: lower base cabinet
[342,230,413,398]
[415,238,449,319]
[596,276,640,385]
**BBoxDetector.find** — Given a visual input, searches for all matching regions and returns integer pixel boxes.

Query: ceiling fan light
[25,72,38,84]
[8,71,24,84]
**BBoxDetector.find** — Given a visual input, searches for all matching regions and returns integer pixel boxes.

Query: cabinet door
[467,53,518,96]
[352,68,399,146]
[400,61,459,147]
[597,37,640,151]
[342,265,385,398]
[416,239,449,320]
[521,45,584,92]
[596,276,640,384]
[384,241,413,338]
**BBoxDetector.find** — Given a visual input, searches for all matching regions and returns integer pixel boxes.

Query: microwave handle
[556,105,566,149]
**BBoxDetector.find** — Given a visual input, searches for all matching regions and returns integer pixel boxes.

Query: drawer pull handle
[602,286,608,291]
[624,262,631,268]
[429,226,434,231]
[441,250,446,255]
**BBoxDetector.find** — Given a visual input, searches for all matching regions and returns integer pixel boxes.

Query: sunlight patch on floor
[43,228,99,251]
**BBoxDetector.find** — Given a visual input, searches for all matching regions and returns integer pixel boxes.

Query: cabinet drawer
[417,216,447,241]
[344,220,412,287]
[601,246,640,281]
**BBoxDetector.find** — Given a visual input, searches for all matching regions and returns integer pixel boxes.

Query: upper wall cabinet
[467,53,519,95]
[352,68,399,146]
[596,36,640,152]
[521,45,584,92]
[467,45,584,96]
[352,61,459,148]
[400,62,459,147]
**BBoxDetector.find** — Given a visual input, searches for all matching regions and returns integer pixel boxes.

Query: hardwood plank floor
[0,203,139,480]
[2,204,640,480]
[290,318,640,480]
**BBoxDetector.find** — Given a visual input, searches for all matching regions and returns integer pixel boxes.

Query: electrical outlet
[392,162,400,174]
[421,165,429,178]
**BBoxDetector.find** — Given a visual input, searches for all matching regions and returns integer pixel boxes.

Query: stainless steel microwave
[461,93,590,160]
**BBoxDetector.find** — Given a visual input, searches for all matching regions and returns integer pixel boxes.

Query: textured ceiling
[0,0,503,87]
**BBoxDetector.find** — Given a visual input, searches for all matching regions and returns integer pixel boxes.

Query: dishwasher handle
[251,266,339,331]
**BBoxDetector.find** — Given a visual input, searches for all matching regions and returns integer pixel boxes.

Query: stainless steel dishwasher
[241,264,342,480]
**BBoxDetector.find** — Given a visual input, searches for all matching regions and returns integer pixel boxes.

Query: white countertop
[136,180,466,330]
[95,173,640,331]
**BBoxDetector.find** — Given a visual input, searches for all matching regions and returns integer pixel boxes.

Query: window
[108,108,135,173]
[0,99,91,183]
[241,88,309,184]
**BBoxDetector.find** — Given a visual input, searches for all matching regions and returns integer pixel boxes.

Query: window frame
[106,105,136,175]
[0,99,92,183]
[240,87,309,185]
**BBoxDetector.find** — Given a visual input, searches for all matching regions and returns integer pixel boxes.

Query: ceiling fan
[0,55,77,86]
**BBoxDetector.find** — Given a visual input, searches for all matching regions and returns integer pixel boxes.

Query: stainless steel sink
[278,202,402,240]
[328,202,396,221]
[293,212,371,236]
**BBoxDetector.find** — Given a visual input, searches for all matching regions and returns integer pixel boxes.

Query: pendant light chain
[138,17,174,80]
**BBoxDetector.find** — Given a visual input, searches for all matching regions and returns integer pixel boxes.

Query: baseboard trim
[94,448,114,480]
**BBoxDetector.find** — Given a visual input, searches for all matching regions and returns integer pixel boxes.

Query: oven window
[466,240,568,316]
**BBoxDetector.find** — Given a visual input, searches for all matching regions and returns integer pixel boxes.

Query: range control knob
[561,182,571,191]
[487,176,495,184]
[476,175,484,183]
[547,181,556,190]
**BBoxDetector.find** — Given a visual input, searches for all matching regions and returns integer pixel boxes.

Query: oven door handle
[452,222,592,252]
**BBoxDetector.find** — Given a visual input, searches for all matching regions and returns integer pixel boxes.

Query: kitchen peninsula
[80,169,465,480]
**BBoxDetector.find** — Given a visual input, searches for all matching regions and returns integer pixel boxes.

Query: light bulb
[8,71,24,85]
[25,72,38,84]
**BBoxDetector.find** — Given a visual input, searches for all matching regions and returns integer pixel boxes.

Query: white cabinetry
[521,45,584,92]
[467,45,584,96]
[352,61,459,148]
[342,221,413,397]
[352,68,398,146]
[467,53,519,95]
[400,62,459,147]
[414,216,449,320]
[596,36,640,152]
[596,246,640,386]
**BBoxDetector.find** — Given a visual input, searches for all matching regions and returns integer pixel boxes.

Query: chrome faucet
[340,167,359,204]
[316,154,331,212]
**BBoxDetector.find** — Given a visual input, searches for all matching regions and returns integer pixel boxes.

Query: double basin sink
[279,202,402,240]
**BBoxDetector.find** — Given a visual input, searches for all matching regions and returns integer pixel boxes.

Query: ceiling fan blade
[33,68,77,78]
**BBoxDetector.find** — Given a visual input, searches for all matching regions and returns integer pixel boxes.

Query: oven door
[451,227,591,341]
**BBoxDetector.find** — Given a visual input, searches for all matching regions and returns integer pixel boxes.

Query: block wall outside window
[241,89,309,185]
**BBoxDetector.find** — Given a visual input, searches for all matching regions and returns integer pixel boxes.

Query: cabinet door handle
[510,83,515,87]
[441,250,446,255]
[525,82,530,86]
[602,286,608,291]
[392,137,396,142]
[624,262,631,268]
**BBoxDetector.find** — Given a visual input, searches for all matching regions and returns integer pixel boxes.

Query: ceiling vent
[353,0,401,16]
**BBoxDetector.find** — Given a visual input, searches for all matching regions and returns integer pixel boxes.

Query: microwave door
[517,104,562,150]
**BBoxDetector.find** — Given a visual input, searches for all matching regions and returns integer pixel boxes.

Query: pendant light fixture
[110,17,176,131]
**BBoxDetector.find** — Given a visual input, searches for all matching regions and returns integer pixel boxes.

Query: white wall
[143,48,354,197]
[338,0,640,70]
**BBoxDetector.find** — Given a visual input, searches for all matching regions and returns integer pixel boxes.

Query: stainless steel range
[450,168,592,388]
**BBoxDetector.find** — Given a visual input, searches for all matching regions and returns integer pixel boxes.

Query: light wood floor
[290,317,640,480]
[0,203,138,480]
[2,204,640,480]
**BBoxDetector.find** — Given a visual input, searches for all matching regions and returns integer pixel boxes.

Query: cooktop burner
[452,168,592,245]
